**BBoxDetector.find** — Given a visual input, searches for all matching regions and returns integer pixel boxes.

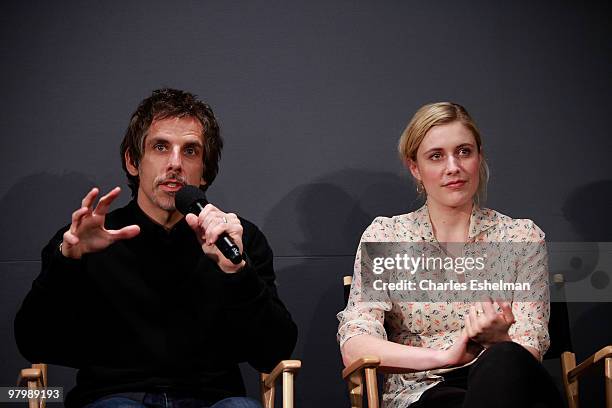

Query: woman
[337,102,562,407]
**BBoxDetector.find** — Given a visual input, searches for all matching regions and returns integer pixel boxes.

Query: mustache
[154,173,187,185]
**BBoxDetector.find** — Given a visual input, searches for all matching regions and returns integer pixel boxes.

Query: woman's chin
[429,194,474,209]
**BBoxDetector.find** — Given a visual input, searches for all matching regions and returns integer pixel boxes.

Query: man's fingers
[94,187,121,216]
[225,212,239,223]
[185,213,206,245]
[108,225,141,241]
[201,211,224,232]
[199,203,219,226]
[63,230,80,246]
[205,221,242,246]
[81,187,99,210]
[185,213,199,230]
[70,206,90,233]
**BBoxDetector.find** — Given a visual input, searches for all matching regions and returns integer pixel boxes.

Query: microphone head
[175,185,208,215]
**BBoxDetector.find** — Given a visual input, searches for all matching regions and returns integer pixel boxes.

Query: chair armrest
[342,356,380,380]
[262,360,301,389]
[17,368,43,386]
[568,345,612,383]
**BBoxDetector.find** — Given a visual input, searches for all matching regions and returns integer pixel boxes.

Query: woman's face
[409,121,481,209]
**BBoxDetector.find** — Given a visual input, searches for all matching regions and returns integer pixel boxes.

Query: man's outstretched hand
[61,187,140,259]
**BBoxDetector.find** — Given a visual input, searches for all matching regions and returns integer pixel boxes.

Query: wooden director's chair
[18,360,301,408]
[341,275,612,408]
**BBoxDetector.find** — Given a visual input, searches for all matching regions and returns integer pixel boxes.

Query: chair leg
[27,380,39,408]
[605,357,611,408]
[364,368,379,408]
[347,372,364,408]
[260,373,275,408]
[282,372,294,408]
[561,351,579,408]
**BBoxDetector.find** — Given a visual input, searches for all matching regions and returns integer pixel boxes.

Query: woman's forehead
[419,122,476,151]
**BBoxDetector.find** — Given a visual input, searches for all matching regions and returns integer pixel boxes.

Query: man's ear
[125,150,139,176]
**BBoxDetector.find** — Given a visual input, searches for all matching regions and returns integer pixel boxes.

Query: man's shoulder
[237,216,273,255]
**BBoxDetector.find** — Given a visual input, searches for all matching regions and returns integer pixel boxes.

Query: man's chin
[154,198,177,212]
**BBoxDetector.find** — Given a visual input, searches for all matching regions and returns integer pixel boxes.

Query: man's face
[126,116,205,221]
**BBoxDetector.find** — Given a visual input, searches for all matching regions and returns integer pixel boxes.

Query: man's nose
[167,147,183,170]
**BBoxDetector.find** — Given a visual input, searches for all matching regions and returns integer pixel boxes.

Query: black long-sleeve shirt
[15,200,297,407]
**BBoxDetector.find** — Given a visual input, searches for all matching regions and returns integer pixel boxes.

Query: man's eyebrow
[146,136,168,145]
[146,137,203,147]
[184,140,204,147]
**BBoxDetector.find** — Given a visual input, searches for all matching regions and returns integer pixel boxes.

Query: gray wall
[1,1,611,406]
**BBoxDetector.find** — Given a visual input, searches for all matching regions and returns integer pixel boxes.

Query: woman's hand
[465,299,515,348]
[440,329,483,367]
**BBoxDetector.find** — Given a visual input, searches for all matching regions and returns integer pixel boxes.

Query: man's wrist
[219,259,247,274]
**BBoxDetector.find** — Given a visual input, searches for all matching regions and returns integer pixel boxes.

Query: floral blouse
[337,204,550,408]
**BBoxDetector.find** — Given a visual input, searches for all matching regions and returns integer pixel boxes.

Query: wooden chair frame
[18,360,301,408]
[341,275,612,408]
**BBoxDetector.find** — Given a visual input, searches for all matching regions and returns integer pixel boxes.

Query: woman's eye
[430,152,442,160]
[185,147,196,155]
[459,148,472,156]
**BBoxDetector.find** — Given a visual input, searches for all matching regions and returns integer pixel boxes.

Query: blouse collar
[412,203,498,242]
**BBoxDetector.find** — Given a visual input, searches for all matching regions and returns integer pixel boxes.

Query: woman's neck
[427,200,473,242]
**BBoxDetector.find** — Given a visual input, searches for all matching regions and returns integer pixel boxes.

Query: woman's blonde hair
[397,102,489,205]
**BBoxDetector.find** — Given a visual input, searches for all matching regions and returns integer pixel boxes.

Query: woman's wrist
[434,348,453,368]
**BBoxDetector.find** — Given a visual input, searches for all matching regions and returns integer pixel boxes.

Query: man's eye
[430,152,442,160]
[153,144,166,151]
[185,147,196,155]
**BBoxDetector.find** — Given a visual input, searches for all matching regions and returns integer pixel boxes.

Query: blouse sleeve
[508,219,551,360]
[337,217,393,348]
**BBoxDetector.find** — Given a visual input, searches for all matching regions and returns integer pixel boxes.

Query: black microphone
[175,185,243,265]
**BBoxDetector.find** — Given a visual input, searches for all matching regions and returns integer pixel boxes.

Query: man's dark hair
[120,88,223,196]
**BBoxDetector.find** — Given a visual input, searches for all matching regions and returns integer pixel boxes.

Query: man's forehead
[146,116,205,143]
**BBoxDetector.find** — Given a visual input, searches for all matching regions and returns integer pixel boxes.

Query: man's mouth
[159,180,184,192]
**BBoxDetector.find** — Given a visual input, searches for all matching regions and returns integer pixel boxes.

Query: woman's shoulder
[361,206,429,241]
[481,207,546,242]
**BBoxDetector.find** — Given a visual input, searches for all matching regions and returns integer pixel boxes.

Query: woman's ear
[406,158,421,182]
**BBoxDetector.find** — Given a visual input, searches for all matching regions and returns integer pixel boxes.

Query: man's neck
[427,200,473,242]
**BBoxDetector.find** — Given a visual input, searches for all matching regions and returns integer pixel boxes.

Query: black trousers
[411,342,564,408]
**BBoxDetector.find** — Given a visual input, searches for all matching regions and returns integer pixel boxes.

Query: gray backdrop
[1,1,611,407]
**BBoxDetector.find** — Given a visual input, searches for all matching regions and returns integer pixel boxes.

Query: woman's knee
[469,341,539,380]
[480,341,535,365]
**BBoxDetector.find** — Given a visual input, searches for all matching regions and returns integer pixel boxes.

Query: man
[15,88,298,407]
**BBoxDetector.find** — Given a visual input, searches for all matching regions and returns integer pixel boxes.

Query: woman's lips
[444,181,466,189]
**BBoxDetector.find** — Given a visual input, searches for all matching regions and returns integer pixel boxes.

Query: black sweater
[14,200,297,407]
